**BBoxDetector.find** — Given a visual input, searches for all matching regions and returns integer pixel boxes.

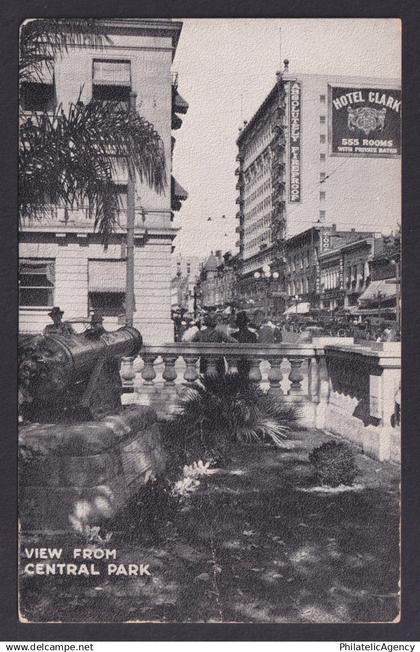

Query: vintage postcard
[18,18,401,624]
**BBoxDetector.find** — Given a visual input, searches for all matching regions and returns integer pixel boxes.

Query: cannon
[18,326,142,421]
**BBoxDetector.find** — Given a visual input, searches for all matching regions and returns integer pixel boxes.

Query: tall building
[19,19,188,344]
[235,68,401,313]
[170,254,201,313]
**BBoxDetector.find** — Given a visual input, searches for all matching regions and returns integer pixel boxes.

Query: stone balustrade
[120,340,401,464]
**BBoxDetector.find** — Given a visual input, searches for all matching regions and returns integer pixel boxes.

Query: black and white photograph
[17,17,401,624]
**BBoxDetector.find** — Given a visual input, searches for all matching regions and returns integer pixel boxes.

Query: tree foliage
[19,19,167,239]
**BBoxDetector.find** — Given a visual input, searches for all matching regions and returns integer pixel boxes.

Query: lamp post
[391,257,400,333]
[376,290,383,321]
[253,264,280,318]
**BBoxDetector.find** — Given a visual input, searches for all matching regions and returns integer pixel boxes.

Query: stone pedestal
[19,405,165,532]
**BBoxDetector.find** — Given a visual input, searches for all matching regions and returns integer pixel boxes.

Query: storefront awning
[88,260,126,293]
[284,302,311,315]
[171,175,188,200]
[173,90,189,114]
[358,279,396,305]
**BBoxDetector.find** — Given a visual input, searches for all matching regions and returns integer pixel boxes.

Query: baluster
[141,353,157,385]
[120,356,136,393]
[308,355,320,403]
[267,356,283,397]
[226,355,239,375]
[183,354,199,383]
[315,354,330,429]
[248,357,262,384]
[205,356,219,378]
[288,357,305,395]
[162,355,178,384]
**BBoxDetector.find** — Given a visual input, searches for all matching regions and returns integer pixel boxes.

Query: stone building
[170,255,201,314]
[196,251,239,311]
[19,19,188,344]
[235,67,400,311]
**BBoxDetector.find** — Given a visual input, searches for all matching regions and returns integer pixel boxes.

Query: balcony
[121,340,401,463]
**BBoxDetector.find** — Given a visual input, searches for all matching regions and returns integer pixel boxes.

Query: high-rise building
[235,68,401,314]
[19,19,188,344]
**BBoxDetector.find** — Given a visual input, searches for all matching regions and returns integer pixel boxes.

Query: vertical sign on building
[289,81,301,203]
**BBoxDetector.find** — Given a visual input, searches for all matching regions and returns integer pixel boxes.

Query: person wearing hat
[84,312,106,339]
[192,311,236,375]
[44,307,75,336]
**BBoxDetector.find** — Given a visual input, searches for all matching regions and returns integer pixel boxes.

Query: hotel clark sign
[330,86,401,158]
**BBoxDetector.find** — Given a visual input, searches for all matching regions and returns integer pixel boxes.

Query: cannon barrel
[21,326,142,400]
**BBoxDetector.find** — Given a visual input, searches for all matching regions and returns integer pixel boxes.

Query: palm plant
[169,373,297,454]
[19,19,167,240]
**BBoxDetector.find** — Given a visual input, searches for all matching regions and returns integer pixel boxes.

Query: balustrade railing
[120,339,401,463]
[121,342,324,401]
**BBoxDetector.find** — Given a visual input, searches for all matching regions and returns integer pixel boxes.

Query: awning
[89,260,126,293]
[20,259,55,284]
[284,302,311,315]
[173,90,189,114]
[92,60,131,87]
[358,279,396,305]
[171,175,188,200]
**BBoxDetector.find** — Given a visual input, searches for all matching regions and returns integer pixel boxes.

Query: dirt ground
[20,429,400,623]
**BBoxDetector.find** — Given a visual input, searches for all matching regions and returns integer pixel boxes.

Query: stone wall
[19,405,166,532]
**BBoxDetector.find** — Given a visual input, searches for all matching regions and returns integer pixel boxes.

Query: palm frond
[20,19,111,84]
[167,372,297,452]
[19,99,166,239]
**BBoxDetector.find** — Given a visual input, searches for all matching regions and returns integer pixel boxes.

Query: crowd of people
[175,310,400,344]
[175,311,284,345]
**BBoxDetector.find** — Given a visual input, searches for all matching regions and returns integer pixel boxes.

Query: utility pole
[125,90,137,327]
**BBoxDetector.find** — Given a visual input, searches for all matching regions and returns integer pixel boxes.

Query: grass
[19,429,400,623]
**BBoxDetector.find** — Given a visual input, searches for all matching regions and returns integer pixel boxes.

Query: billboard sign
[330,86,401,158]
[289,81,301,202]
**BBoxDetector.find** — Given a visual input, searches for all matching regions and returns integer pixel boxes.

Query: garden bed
[19,428,399,623]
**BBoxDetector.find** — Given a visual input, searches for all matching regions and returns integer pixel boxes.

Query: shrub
[166,372,297,461]
[109,475,182,543]
[309,440,358,487]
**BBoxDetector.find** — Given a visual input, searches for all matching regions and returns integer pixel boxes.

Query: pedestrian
[258,318,275,343]
[182,320,199,342]
[44,306,75,336]
[84,312,106,339]
[232,311,258,381]
[192,312,236,375]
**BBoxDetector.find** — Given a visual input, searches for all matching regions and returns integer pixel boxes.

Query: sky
[171,18,401,258]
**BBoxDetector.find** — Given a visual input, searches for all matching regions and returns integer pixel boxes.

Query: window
[89,292,125,317]
[21,60,56,113]
[320,94,326,103]
[320,210,326,221]
[320,172,326,182]
[320,115,326,124]
[19,259,55,307]
[320,153,326,162]
[92,60,131,108]
[320,191,326,201]
[320,134,326,144]
[88,259,126,317]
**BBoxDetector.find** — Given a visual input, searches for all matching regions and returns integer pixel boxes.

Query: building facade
[170,254,201,314]
[19,19,187,344]
[235,68,401,314]
[196,251,239,311]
